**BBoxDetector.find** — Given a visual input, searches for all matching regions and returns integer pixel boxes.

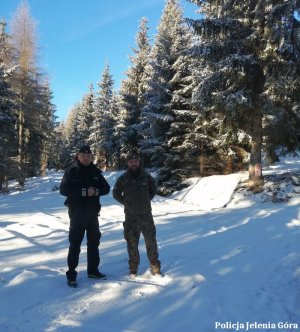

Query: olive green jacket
[113,169,156,215]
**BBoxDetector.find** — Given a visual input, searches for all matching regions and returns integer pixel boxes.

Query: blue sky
[0,0,199,121]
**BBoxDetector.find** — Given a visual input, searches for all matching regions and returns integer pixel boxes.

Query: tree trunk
[4,175,8,191]
[18,108,25,187]
[225,155,233,174]
[198,146,205,177]
[248,111,264,191]
[40,144,48,177]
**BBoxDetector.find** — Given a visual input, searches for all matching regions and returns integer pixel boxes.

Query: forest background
[1,0,300,195]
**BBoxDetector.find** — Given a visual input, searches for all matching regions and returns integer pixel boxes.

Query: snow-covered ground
[1,157,300,332]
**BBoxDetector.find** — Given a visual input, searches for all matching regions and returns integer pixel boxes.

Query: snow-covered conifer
[90,63,115,168]
[9,1,56,185]
[187,0,300,189]
[157,26,198,195]
[76,84,95,146]
[0,19,17,190]
[65,103,82,155]
[118,17,151,160]
[140,0,194,193]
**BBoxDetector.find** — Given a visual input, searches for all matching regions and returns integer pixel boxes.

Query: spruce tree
[187,0,300,189]
[63,103,84,168]
[21,78,56,177]
[119,17,151,159]
[0,19,16,190]
[189,40,251,177]
[9,1,56,185]
[107,91,123,169]
[77,84,95,146]
[51,121,69,169]
[113,94,127,169]
[36,81,57,176]
[158,20,196,194]
[140,0,194,193]
[65,103,82,155]
[10,1,37,185]
[90,63,115,168]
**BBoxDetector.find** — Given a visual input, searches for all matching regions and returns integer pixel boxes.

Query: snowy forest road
[0,166,300,331]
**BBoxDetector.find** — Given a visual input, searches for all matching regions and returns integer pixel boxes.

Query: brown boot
[150,263,161,276]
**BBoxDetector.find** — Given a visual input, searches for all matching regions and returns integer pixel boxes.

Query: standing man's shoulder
[62,162,78,178]
[90,163,102,174]
[142,170,156,198]
[116,170,129,182]
[66,161,79,171]
[144,170,152,177]
[141,170,155,181]
[90,164,107,179]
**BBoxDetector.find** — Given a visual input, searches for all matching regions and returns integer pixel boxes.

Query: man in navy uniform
[60,145,110,287]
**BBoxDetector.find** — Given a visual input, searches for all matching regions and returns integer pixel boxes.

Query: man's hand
[87,187,96,196]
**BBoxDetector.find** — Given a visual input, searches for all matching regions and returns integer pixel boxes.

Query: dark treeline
[2,0,300,195]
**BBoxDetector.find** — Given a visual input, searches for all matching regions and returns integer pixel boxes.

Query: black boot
[66,270,77,287]
[88,270,107,279]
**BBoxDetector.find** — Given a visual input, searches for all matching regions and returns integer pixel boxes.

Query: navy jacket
[60,161,110,220]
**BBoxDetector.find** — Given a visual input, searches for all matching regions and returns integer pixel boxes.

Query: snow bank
[172,173,247,210]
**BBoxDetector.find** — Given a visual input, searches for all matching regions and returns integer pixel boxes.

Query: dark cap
[78,145,92,154]
[126,153,140,162]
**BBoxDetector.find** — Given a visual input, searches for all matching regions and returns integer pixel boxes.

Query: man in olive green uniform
[113,153,161,277]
